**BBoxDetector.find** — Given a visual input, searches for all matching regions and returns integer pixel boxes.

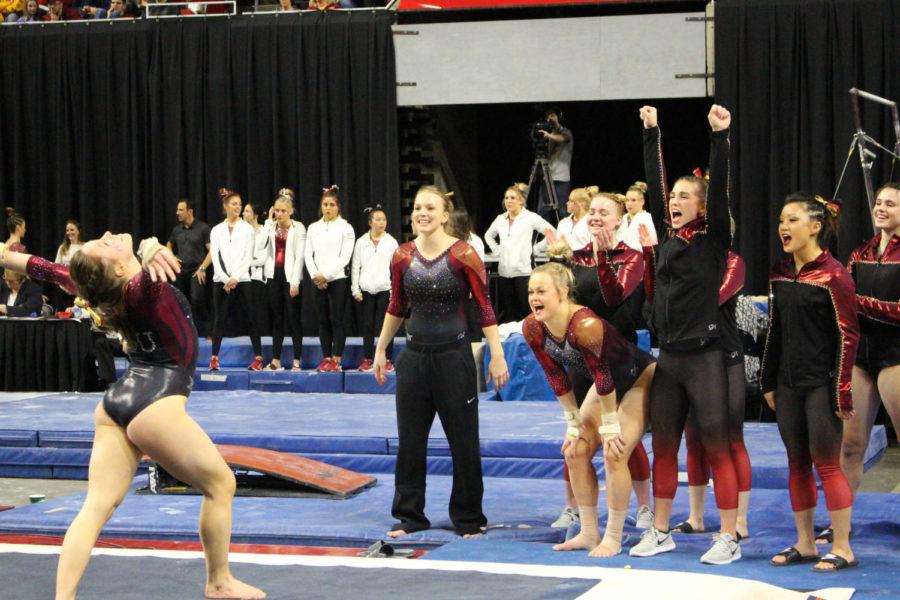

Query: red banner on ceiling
[398,0,626,9]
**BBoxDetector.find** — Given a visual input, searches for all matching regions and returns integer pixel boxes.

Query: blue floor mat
[424,489,900,600]
[0,392,887,485]
[0,474,568,549]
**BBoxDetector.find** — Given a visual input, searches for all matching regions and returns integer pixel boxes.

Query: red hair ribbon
[814,195,840,218]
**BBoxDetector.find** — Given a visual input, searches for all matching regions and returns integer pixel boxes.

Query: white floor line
[0,543,855,600]
[0,392,52,403]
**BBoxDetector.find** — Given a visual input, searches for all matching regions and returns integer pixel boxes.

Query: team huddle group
[0,103,897,599]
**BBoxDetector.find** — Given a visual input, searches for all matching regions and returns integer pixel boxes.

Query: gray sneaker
[700,533,741,565]
[629,527,675,557]
[551,506,580,528]
[635,504,654,529]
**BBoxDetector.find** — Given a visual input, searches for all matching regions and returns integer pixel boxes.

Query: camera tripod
[525,155,560,223]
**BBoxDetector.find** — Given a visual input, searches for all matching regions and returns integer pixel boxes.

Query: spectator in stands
[617,181,658,251]
[208,188,264,371]
[263,189,306,371]
[142,0,179,16]
[55,220,84,265]
[305,185,355,372]
[484,182,554,323]
[4,208,26,253]
[6,0,39,22]
[352,204,398,373]
[43,0,67,20]
[167,199,211,337]
[80,0,127,18]
[276,0,296,11]
[0,0,23,21]
[0,270,43,317]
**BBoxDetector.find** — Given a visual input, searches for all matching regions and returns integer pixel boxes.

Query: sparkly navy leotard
[28,256,198,427]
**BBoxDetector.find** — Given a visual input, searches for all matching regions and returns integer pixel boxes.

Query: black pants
[173,264,209,337]
[393,339,486,535]
[497,276,530,323]
[313,278,349,358]
[356,290,392,360]
[211,281,261,356]
[267,269,303,363]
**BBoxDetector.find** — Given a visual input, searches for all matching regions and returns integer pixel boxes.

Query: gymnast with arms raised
[0,234,265,600]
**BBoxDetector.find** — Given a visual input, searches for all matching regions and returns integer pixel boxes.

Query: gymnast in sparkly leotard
[0,234,265,600]
[523,261,655,558]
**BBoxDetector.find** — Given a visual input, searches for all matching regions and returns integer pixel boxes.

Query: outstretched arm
[1,244,79,296]
[705,104,734,249]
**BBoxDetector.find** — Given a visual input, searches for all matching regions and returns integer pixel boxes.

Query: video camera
[529,120,553,156]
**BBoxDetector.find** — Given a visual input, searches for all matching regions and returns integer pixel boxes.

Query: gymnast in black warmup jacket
[629,104,741,565]
[0,236,265,600]
[373,186,509,538]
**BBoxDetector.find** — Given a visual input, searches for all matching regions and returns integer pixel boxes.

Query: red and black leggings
[685,361,751,492]
[774,384,852,512]
[650,347,738,510]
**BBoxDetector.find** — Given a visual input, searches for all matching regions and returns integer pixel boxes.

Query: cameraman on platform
[536,108,573,224]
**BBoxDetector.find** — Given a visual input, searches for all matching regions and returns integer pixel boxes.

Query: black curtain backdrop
[0,10,399,333]
[716,0,900,293]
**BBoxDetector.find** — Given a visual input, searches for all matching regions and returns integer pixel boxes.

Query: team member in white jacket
[263,189,307,371]
[484,183,555,322]
[351,205,398,372]
[535,187,591,254]
[209,188,263,371]
[616,181,658,251]
[305,185,355,371]
[244,201,269,340]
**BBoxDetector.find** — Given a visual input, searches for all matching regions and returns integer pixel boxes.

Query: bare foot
[462,532,483,539]
[588,538,621,558]
[205,577,266,599]
[553,532,598,551]
[387,529,407,538]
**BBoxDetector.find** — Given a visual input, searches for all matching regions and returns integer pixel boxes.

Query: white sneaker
[629,527,675,557]
[551,506,580,528]
[700,533,741,565]
[635,504,654,529]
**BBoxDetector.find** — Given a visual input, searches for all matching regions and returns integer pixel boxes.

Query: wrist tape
[138,237,164,268]
[598,412,621,437]
[564,410,581,440]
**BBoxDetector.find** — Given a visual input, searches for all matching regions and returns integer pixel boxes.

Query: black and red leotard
[387,240,497,344]
[847,233,900,377]
[27,256,198,427]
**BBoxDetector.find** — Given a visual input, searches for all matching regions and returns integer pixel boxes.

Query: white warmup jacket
[305,216,355,282]
[350,232,398,296]
[210,219,254,284]
[616,210,658,251]
[262,220,307,287]
[484,208,555,278]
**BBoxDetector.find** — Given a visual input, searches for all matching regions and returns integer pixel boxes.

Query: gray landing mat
[1,553,598,600]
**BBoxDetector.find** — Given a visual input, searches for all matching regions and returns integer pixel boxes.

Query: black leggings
[392,339,485,535]
[313,278,349,358]
[356,290,392,360]
[775,384,852,512]
[267,268,303,363]
[211,281,261,356]
[685,361,752,492]
[650,347,738,510]
[497,276,530,323]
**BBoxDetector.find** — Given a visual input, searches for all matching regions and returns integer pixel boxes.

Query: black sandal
[671,521,704,534]
[770,546,819,567]
[812,553,859,572]
[815,527,833,544]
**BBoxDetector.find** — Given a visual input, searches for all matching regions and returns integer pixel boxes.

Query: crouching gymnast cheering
[523,260,655,557]
[0,235,265,600]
